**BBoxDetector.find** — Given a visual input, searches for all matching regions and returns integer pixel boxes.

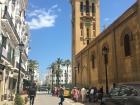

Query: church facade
[71,0,140,89]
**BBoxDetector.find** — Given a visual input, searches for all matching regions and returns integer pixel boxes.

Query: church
[71,0,140,89]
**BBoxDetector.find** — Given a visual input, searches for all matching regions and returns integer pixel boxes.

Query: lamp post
[17,41,24,94]
[102,46,109,94]
[74,66,78,86]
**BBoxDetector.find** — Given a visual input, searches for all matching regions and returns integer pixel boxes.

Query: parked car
[102,83,140,105]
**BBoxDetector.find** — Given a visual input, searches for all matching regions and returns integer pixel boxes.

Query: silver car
[102,84,140,105]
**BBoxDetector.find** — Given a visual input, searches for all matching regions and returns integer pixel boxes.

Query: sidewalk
[65,98,100,105]
[0,101,14,105]
[0,94,28,105]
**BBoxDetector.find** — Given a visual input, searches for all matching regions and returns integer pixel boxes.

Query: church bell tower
[71,0,100,55]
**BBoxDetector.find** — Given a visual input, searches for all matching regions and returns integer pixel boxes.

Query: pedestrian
[81,87,86,103]
[93,87,98,102]
[71,87,76,100]
[86,88,90,102]
[89,87,94,102]
[58,86,64,105]
[28,82,37,105]
[98,86,103,104]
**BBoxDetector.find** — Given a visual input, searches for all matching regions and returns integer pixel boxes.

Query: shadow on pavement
[83,102,100,105]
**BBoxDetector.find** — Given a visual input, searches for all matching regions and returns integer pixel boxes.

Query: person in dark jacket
[59,86,64,105]
[28,83,37,105]
[98,86,103,104]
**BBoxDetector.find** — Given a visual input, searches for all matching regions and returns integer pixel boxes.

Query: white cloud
[27,4,61,30]
[104,18,110,22]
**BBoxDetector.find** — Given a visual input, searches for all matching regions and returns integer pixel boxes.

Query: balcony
[1,10,20,44]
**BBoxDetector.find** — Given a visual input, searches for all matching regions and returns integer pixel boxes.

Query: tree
[55,58,63,86]
[63,59,71,85]
[28,59,38,82]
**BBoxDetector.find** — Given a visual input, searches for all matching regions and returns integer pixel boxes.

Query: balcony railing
[3,10,20,42]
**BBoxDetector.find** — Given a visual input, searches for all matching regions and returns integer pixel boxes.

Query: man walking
[28,82,37,105]
[59,86,64,105]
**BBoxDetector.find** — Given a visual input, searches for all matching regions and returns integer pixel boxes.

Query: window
[91,55,95,68]
[3,6,7,18]
[12,0,16,4]
[80,22,83,29]
[81,30,83,36]
[93,22,95,30]
[86,0,90,15]
[12,49,15,65]
[77,63,80,73]
[87,28,90,45]
[23,11,26,18]
[92,3,95,16]
[2,35,7,48]
[80,2,84,12]
[93,31,96,37]
[124,34,131,56]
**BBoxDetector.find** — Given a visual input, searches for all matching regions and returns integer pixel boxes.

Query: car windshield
[110,85,140,96]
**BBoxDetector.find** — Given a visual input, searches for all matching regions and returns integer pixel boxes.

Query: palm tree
[48,62,56,91]
[28,59,38,82]
[63,59,71,85]
[55,58,63,86]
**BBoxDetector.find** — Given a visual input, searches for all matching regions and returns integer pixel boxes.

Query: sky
[27,0,136,79]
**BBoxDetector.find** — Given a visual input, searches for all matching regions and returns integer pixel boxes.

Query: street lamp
[74,66,78,86]
[17,41,24,94]
[102,46,109,94]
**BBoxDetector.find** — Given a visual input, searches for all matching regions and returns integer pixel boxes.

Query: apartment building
[0,0,29,101]
[46,65,72,87]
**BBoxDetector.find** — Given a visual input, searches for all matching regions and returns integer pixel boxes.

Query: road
[31,92,99,105]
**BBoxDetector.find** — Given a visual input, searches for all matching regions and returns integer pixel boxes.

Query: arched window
[92,3,95,16]
[91,54,95,68]
[86,0,90,14]
[80,2,84,12]
[77,63,80,73]
[87,28,90,45]
[124,34,131,56]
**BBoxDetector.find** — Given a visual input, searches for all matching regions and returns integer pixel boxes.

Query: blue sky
[27,0,136,78]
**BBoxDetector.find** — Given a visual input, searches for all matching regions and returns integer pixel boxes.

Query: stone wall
[74,1,140,89]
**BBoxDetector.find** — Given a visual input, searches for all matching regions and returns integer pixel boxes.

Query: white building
[46,65,72,86]
[34,65,40,85]
[0,0,29,102]
[46,69,52,86]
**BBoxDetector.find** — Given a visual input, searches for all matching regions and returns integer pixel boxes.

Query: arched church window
[91,54,95,68]
[124,34,131,56]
